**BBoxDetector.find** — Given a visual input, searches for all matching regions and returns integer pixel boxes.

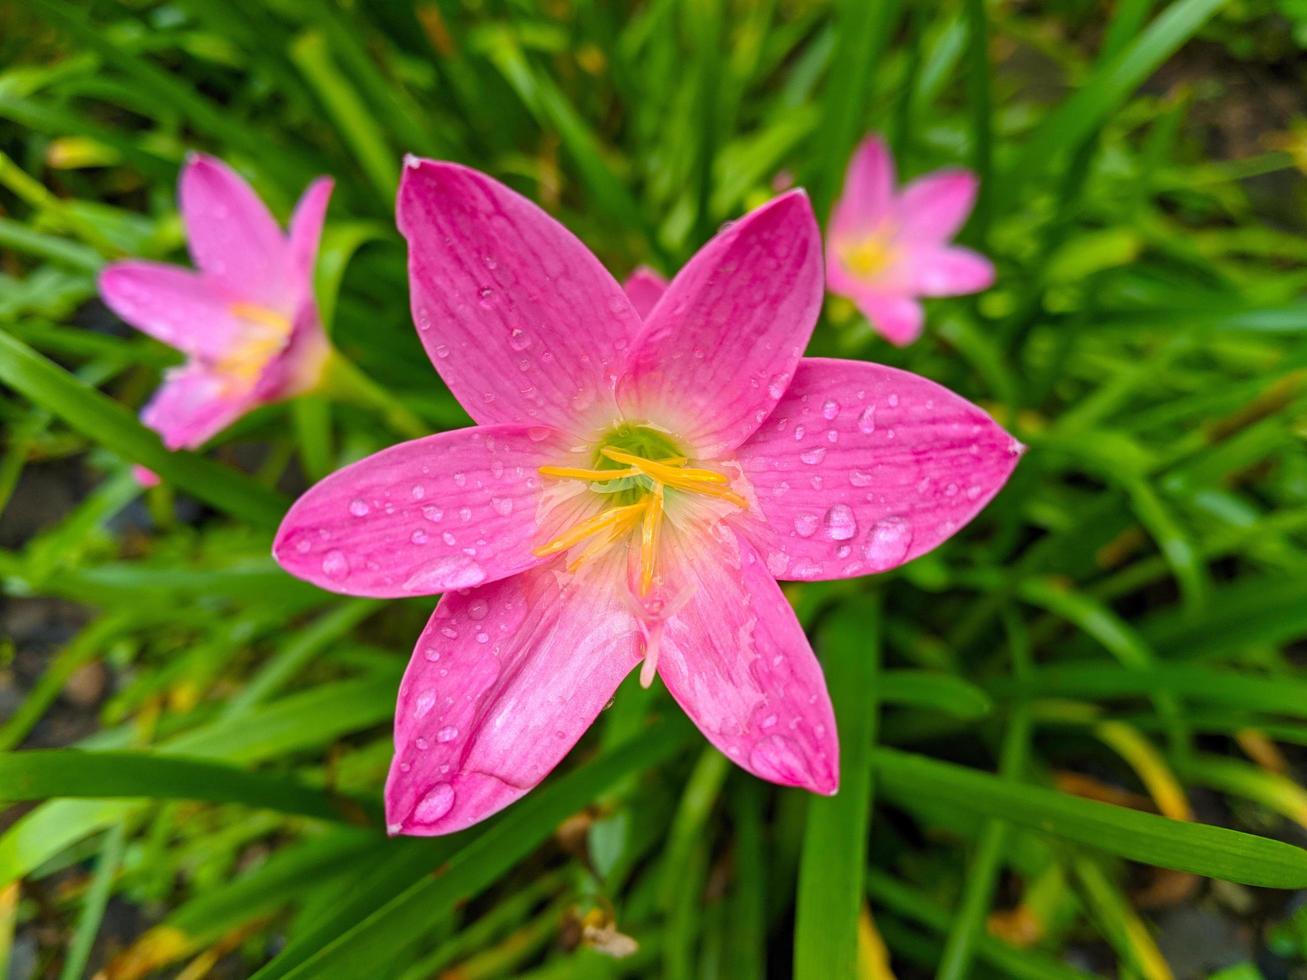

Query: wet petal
[385,559,641,835]
[615,191,823,457]
[397,159,641,434]
[849,291,924,347]
[829,135,896,241]
[99,261,250,359]
[652,526,837,793]
[287,176,334,296]
[140,362,255,451]
[179,154,290,308]
[907,245,995,297]
[273,424,569,598]
[622,266,667,320]
[736,357,1023,581]
[895,169,978,243]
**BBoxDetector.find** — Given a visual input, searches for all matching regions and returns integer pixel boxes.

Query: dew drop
[434,344,450,358]
[349,499,370,517]
[824,504,858,541]
[793,513,820,538]
[850,470,873,487]
[863,516,913,571]
[410,529,428,545]
[322,550,348,580]
[414,689,436,717]
[467,599,489,620]
[435,725,459,743]
[822,399,839,420]
[509,328,531,351]
[422,505,444,523]
[799,447,826,465]
[412,783,455,823]
[858,406,877,433]
[411,485,426,500]
[491,497,513,516]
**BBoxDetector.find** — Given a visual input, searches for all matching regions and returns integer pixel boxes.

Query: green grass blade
[0,329,289,527]
[874,747,1307,887]
[795,603,881,979]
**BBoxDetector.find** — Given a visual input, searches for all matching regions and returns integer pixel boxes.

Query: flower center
[840,230,897,278]
[217,303,295,388]
[534,423,747,595]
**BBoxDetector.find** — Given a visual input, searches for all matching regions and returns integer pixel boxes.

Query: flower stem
[318,350,427,441]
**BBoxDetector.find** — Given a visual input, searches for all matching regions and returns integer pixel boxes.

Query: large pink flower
[272,159,1023,836]
[99,154,334,456]
[827,135,994,346]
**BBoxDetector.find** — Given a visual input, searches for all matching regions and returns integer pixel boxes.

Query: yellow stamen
[840,232,896,279]
[229,302,292,334]
[600,447,728,484]
[538,441,747,585]
[640,484,663,595]
[539,465,640,482]
[534,500,648,557]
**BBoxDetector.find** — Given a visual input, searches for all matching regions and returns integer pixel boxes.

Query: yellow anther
[600,447,728,484]
[534,499,648,557]
[539,465,640,482]
[640,484,663,595]
[537,442,745,584]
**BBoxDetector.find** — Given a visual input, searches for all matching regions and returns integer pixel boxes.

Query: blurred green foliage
[3,1,1307,977]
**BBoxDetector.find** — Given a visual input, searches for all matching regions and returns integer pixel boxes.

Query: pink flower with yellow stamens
[99,154,334,462]
[828,134,994,346]
[272,159,1023,836]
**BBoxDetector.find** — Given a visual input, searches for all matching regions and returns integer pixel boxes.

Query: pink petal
[654,525,838,794]
[908,245,995,297]
[896,170,978,243]
[397,159,641,435]
[736,357,1024,581]
[385,561,641,835]
[287,176,334,296]
[180,154,290,308]
[140,363,255,451]
[615,191,823,457]
[273,424,569,598]
[850,291,924,347]
[829,135,896,241]
[99,261,251,359]
[622,266,668,320]
[132,465,161,488]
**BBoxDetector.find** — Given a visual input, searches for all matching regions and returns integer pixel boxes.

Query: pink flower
[273,160,1023,836]
[827,135,994,346]
[99,154,334,455]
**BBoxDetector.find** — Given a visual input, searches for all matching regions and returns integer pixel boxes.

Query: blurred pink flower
[273,160,1023,836]
[99,154,334,461]
[828,135,994,346]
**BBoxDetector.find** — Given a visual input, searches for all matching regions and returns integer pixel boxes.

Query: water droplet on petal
[491,497,513,516]
[467,599,489,620]
[822,399,839,420]
[799,447,826,465]
[322,550,348,580]
[412,783,455,823]
[411,485,426,500]
[863,516,913,571]
[423,506,444,523]
[850,470,873,487]
[434,344,449,358]
[349,499,370,517]
[858,406,877,433]
[509,328,531,351]
[414,689,436,717]
[410,529,428,545]
[824,504,857,541]
[793,513,819,538]
[435,725,459,743]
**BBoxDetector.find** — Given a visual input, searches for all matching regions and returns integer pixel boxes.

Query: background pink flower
[99,154,333,455]
[273,161,1022,836]
[827,135,995,346]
